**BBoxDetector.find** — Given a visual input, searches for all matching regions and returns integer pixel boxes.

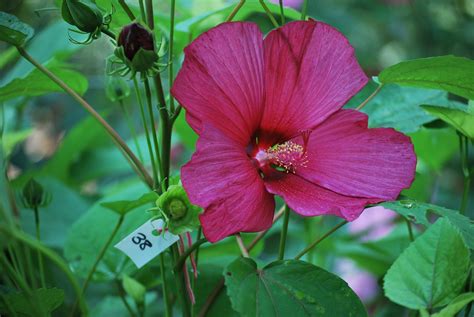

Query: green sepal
[153,185,202,235]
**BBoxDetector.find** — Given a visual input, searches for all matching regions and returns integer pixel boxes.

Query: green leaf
[421,104,474,139]
[101,192,158,216]
[408,127,458,171]
[379,56,474,100]
[64,182,150,281]
[0,58,88,102]
[432,293,474,317]
[0,288,64,316]
[381,200,474,249]
[383,219,470,310]
[122,274,146,304]
[224,258,367,317]
[346,83,450,133]
[0,11,34,46]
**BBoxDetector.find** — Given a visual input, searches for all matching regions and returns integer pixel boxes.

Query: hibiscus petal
[171,22,265,145]
[181,125,274,242]
[264,173,381,221]
[296,109,416,200]
[261,20,368,139]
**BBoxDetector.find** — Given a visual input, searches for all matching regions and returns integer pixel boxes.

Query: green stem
[356,84,384,111]
[168,0,176,113]
[226,0,246,22]
[405,219,414,242]
[174,238,207,271]
[118,0,136,20]
[278,0,285,25]
[172,244,191,317]
[295,221,348,260]
[100,27,116,40]
[119,100,144,162]
[159,254,172,317]
[1,226,87,316]
[144,78,163,183]
[154,76,171,190]
[277,205,290,260]
[460,134,471,214]
[258,0,280,28]
[300,0,308,20]
[71,215,124,316]
[133,77,160,188]
[33,207,46,288]
[16,46,153,188]
[145,0,154,30]
[138,0,146,22]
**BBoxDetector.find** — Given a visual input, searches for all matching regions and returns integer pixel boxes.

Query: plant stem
[258,0,280,28]
[100,27,116,40]
[119,100,144,162]
[145,0,154,30]
[1,226,87,316]
[118,0,136,20]
[226,0,246,22]
[356,84,384,111]
[278,0,285,25]
[300,0,308,20]
[138,0,146,21]
[168,0,176,113]
[171,244,191,317]
[159,254,172,317]
[154,76,171,189]
[144,78,163,182]
[33,207,46,288]
[235,233,249,257]
[71,215,124,316]
[278,204,290,260]
[16,47,153,188]
[405,219,414,242]
[295,221,348,260]
[133,77,160,189]
[460,134,471,214]
[174,238,207,271]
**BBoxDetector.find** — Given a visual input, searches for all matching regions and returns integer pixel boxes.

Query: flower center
[254,140,308,174]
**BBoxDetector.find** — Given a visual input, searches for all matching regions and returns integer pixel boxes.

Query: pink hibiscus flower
[171,21,416,243]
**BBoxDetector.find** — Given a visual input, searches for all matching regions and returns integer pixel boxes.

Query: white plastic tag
[114,219,179,268]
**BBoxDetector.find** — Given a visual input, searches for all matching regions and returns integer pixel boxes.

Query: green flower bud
[61,0,104,33]
[22,178,48,209]
[155,185,201,235]
[106,75,131,102]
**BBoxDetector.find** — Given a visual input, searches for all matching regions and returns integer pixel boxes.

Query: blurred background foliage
[0,0,473,316]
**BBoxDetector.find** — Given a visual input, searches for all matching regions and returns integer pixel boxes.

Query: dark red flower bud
[117,22,154,61]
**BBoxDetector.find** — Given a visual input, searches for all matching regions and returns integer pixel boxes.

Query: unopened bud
[22,178,47,209]
[62,0,104,33]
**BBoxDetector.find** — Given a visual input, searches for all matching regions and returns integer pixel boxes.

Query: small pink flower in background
[349,206,397,241]
[268,0,304,9]
[336,259,379,302]
[172,21,416,242]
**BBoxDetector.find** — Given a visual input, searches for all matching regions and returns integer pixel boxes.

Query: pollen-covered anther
[266,141,308,173]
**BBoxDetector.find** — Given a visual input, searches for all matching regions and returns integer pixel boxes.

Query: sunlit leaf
[384,219,470,309]
[379,56,474,100]
[421,104,474,139]
[432,293,474,317]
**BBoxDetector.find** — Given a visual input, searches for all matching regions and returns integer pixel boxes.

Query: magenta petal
[171,22,265,145]
[296,109,416,200]
[264,173,381,221]
[261,21,368,138]
[181,125,274,243]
